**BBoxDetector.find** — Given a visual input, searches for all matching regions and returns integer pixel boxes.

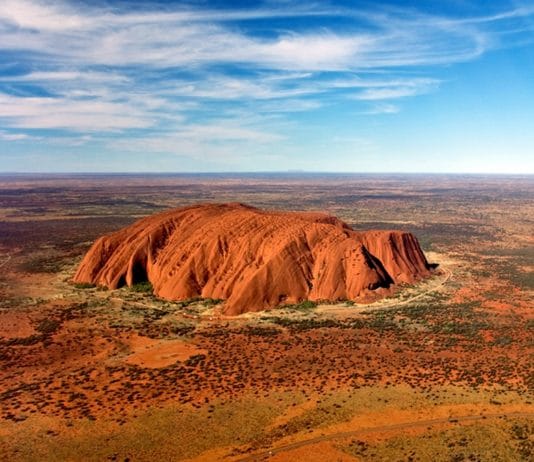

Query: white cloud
[0,93,156,131]
[362,103,400,114]
[0,1,517,71]
[114,123,283,151]
[176,124,284,143]
[330,77,439,89]
[110,122,285,167]
[355,87,424,100]
[164,75,315,100]
[0,0,90,31]
[253,34,370,71]
[0,70,129,83]
[0,130,31,141]
[251,99,323,113]
[45,134,93,146]
[351,78,439,100]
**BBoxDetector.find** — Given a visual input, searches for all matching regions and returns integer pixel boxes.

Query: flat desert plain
[0,173,532,461]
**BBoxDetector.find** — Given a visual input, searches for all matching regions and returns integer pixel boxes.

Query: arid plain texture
[0,174,532,462]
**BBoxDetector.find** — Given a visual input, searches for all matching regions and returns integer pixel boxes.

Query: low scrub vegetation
[129,281,153,294]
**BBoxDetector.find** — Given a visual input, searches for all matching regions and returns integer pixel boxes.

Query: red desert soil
[74,203,431,315]
[0,311,35,339]
[125,334,207,369]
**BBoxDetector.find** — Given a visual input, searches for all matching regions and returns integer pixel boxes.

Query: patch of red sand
[125,334,207,368]
[0,311,35,339]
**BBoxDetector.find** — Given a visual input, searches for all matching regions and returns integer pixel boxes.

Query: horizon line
[0,171,533,176]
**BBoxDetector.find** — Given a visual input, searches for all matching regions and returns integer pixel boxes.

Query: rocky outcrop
[73,203,431,315]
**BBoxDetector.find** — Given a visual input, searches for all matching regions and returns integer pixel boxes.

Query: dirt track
[376,266,453,308]
[237,411,534,461]
[315,265,453,317]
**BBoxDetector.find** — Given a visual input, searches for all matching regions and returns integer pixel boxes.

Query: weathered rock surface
[74,203,431,315]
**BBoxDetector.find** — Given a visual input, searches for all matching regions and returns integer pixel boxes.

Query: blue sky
[0,0,533,173]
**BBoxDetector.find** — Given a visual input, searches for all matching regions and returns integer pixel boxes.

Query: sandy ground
[125,334,207,368]
[0,311,35,339]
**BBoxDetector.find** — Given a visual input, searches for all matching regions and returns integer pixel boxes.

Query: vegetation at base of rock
[73,282,96,289]
[129,281,153,293]
[280,300,317,311]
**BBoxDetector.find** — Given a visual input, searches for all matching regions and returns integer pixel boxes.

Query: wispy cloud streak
[0,0,532,151]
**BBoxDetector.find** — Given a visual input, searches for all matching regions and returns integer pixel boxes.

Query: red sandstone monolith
[74,203,431,315]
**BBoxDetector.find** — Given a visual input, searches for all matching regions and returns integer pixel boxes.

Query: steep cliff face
[74,203,431,315]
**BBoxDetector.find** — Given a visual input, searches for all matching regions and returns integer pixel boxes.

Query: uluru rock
[73,203,432,315]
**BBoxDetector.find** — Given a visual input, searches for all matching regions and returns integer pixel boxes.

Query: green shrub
[202,298,223,307]
[282,300,317,311]
[36,319,60,334]
[129,281,153,293]
[73,282,96,289]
